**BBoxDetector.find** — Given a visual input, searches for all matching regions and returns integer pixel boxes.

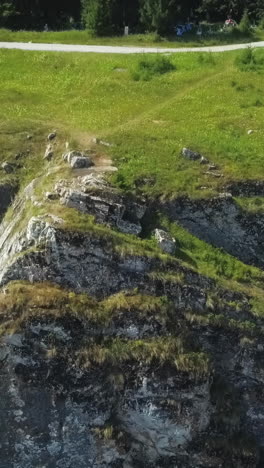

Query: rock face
[0,215,209,309]
[163,195,264,269]
[55,175,146,236]
[226,180,264,197]
[0,279,263,467]
[0,183,17,220]
[1,172,264,467]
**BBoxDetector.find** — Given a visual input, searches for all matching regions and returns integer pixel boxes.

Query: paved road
[0,41,264,54]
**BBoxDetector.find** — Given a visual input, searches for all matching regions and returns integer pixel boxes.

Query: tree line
[1,0,264,33]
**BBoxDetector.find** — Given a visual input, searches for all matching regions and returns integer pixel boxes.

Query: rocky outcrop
[0,215,210,310]
[163,194,264,269]
[55,175,146,235]
[1,169,264,467]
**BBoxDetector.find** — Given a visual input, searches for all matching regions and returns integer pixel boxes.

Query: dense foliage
[0,0,264,32]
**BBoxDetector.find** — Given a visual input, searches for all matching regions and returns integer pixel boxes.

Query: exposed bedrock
[162,194,264,269]
[0,183,17,221]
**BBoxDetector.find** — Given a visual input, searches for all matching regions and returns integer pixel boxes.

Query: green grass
[75,337,210,375]
[1,48,264,199]
[0,28,263,48]
[1,48,264,301]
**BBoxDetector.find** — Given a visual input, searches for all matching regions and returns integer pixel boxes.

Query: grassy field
[0,47,264,310]
[1,47,264,198]
[0,28,264,48]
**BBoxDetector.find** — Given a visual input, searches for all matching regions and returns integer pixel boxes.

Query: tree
[239,9,251,33]
[139,0,178,34]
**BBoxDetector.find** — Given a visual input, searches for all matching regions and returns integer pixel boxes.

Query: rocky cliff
[0,168,264,468]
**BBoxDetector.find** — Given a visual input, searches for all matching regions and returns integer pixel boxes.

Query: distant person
[44,24,49,32]
[176,27,183,37]
[224,16,236,28]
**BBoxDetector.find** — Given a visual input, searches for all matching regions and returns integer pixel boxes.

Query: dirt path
[0,41,264,54]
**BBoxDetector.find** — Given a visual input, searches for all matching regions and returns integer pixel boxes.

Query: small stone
[200,156,209,165]
[44,145,54,161]
[1,162,14,174]
[204,171,224,178]
[14,153,23,160]
[247,130,254,135]
[46,192,59,201]
[208,164,218,171]
[48,132,57,141]
[154,229,176,255]
[182,148,201,161]
[91,137,113,147]
[218,192,233,199]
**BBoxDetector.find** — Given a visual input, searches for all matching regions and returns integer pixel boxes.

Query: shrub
[238,10,251,34]
[235,47,264,71]
[132,55,176,81]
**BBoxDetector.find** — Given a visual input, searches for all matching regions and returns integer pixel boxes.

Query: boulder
[63,151,94,169]
[70,156,94,169]
[182,148,201,161]
[154,229,176,255]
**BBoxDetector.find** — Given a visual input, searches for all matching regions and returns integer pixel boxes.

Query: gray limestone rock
[63,151,94,169]
[154,229,176,255]
[55,176,145,236]
[162,195,264,269]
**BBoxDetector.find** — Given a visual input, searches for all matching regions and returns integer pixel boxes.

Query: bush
[132,55,176,81]
[238,10,251,34]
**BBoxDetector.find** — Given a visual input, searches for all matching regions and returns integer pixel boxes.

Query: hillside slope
[0,49,264,467]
